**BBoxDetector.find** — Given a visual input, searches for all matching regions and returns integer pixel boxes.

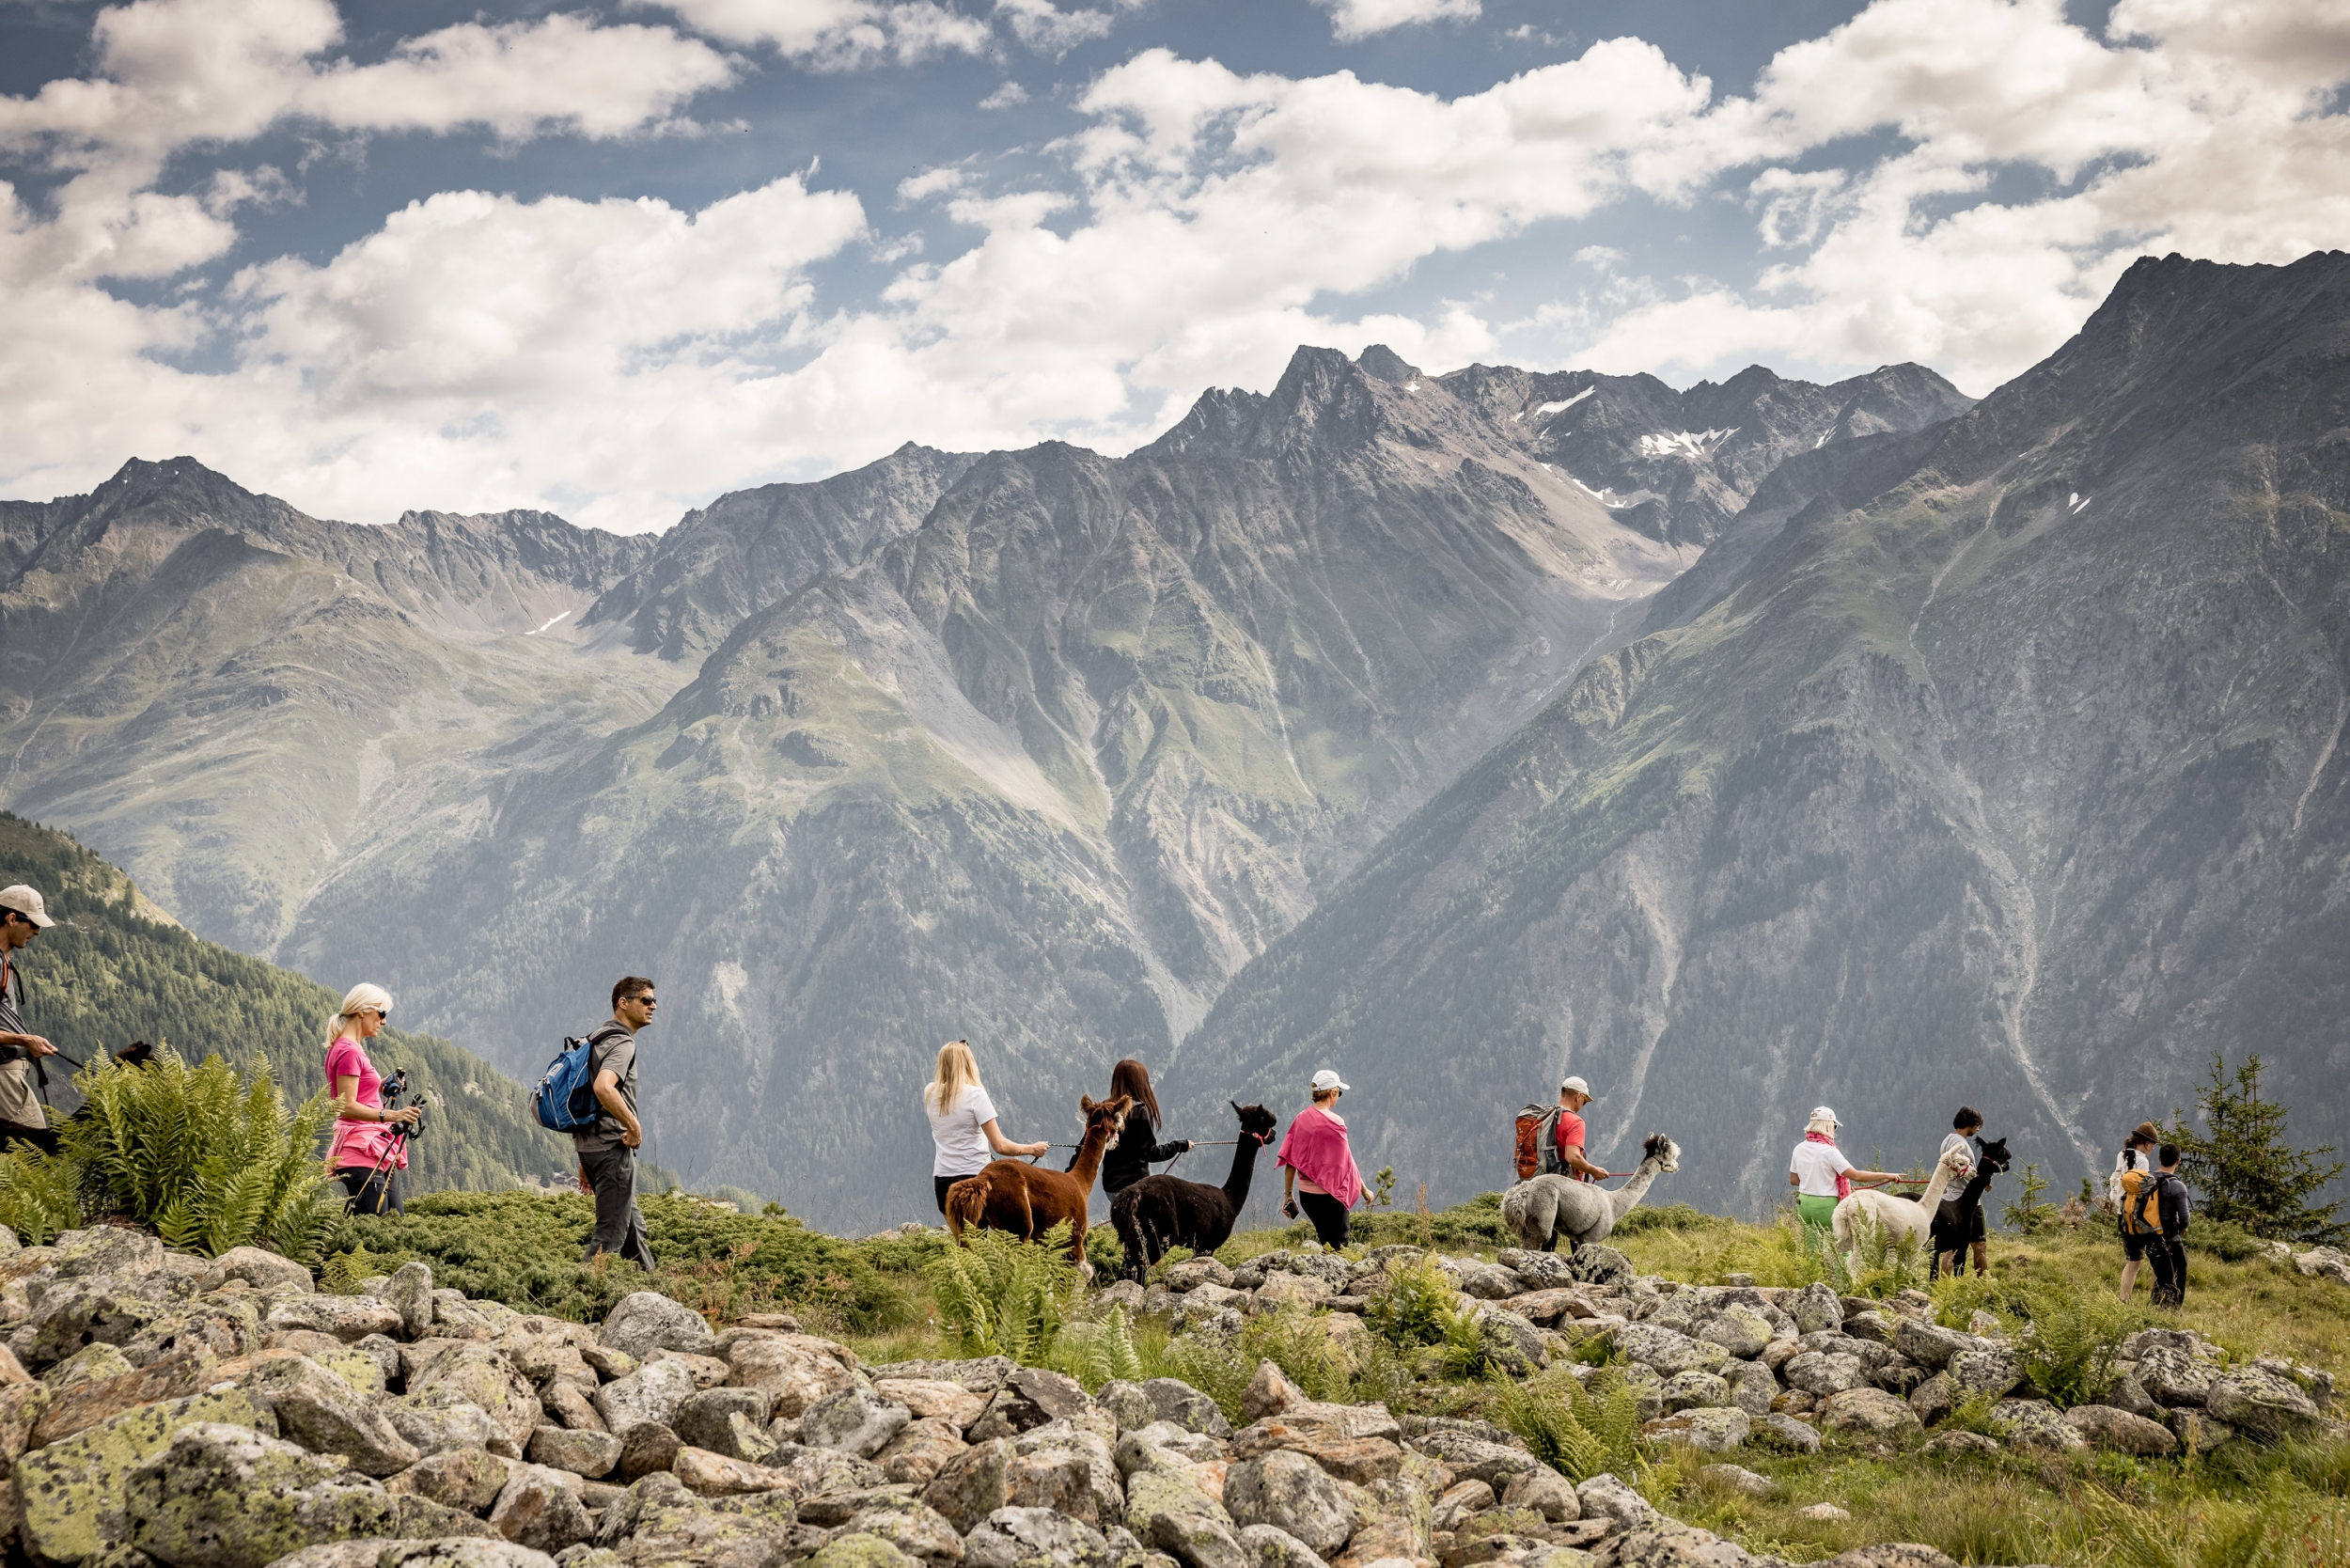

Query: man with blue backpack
[549,977,658,1271]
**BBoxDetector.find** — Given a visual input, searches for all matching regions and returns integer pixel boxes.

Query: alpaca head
[1939,1143,1973,1177]
[1641,1134,1681,1173]
[1977,1137,2012,1175]
[1080,1093,1134,1137]
[1230,1101,1278,1146]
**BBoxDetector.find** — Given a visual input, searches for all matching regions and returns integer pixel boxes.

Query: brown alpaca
[946,1093,1132,1268]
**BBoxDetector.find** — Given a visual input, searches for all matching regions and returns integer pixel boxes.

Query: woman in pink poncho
[1278,1069,1364,1250]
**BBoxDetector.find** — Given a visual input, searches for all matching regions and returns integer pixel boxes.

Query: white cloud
[1310,0,1480,44]
[5,0,2350,529]
[979,81,1029,109]
[628,0,991,68]
[995,0,1116,55]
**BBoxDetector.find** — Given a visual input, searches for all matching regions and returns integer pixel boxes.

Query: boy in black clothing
[2147,1142,2191,1309]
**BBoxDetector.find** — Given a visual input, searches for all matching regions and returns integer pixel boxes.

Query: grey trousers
[580,1144,654,1271]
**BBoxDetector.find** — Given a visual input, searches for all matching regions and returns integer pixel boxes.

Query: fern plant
[1366,1251,1459,1348]
[1051,1305,1145,1389]
[925,1220,1083,1362]
[0,1142,83,1246]
[0,1046,338,1259]
[1492,1366,1646,1481]
[2016,1281,2138,1408]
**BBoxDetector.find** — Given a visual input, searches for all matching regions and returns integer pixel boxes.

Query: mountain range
[10,258,2339,1231]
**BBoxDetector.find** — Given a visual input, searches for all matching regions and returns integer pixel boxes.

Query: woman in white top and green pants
[1788,1105,1910,1231]
[924,1039,1046,1214]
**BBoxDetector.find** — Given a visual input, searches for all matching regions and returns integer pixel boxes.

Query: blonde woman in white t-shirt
[925,1039,1046,1215]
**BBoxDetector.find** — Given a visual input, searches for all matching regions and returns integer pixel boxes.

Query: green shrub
[0,1143,81,1246]
[2185,1217,2264,1262]
[1489,1366,1645,1482]
[1366,1252,1458,1349]
[1926,1268,2013,1332]
[2015,1281,2139,1408]
[927,1221,1083,1362]
[329,1190,915,1327]
[0,1048,340,1260]
[1050,1306,1145,1389]
[1085,1226,1126,1280]
[1610,1203,1728,1237]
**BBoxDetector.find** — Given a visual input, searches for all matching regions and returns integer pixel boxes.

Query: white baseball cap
[1809,1105,1841,1126]
[1309,1069,1349,1093]
[0,886,54,929]
[1560,1075,1595,1098]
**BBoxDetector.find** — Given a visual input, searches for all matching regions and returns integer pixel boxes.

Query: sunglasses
[626,995,657,1006]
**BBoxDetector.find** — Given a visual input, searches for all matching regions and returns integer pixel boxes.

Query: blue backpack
[532,1034,603,1135]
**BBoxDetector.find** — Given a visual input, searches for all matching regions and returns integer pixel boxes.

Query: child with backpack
[2117,1139,2192,1307]
[2110,1121,2160,1301]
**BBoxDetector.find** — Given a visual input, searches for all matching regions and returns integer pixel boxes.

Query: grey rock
[1657,1408,1751,1451]
[1659,1371,1731,1411]
[1162,1259,1234,1294]
[1452,1262,1523,1300]
[1820,1388,1920,1435]
[2168,1409,2236,1453]
[1224,1450,1355,1557]
[1574,1472,1659,1528]
[1695,1306,1773,1361]
[963,1505,1116,1568]
[2061,1405,2179,1456]
[2133,1344,2219,1407]
[1753,1413,1822,1454]
[1612,1325,1729,1378]
[1946,1348,2024,1402]
[1472,1306,1548,1376]
[1123,1467,1246,1568]
[1500,1463,1580,1520]
[243,1354,423,1477]
[385,1544,558,1568]
[382,1447,514,1514]
[1724,1361,1777,1419]
[385,1264,436,1343]
[1235,1523,1329,1568]
[387,1392,515,1461]
[1891,1318,1980,1372]
[614,1422,682,1482]
[919,1435,1016,1534]
[1781,1351,1864,1398]
[1094,1381,1158,1434]
[2206,1366,2323,1442]
[527,1427,622,1479]
[1003,1424,1124,1528]
[126,1421,395,1568]
[1989,1400,2084,1452]
[1787,1283,1842,1336]
[1406,1429,1538,1488]
[2102,1373,2162,1421]
[589,1360,698,1437]
[211,1247,313,1295]
[1919,1430,2001,1459]
[596,1296,713,1364]
[1699,1463,1774,1499]
[1143,1377,1231,1437]
[488,1465,594,1553]
[804,1388,913,1458]
[1560,1247,1632,1290]
[673,1388,778,1461]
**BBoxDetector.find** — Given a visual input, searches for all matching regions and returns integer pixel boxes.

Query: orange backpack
[1513,1104,1564,1180]
[2118,1168,2165,1235]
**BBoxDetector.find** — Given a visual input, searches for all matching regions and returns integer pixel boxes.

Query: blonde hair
[326,983,392,1052]
[927,1039,980,1114]
[1805,1114,1838,1138]
[1312,1086,1342,1106]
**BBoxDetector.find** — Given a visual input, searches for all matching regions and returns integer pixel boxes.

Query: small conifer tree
[2000,1161,2053,1233]
[2169,1053,2346,1245]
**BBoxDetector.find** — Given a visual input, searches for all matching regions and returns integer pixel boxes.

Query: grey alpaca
[1501,1134,1682,1252]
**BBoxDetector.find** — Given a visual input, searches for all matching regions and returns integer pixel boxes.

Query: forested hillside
[0,811,569,1193]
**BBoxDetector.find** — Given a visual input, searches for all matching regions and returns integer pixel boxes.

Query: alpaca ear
[1230,1101,1242,1116]
[1081,1095,1098,1113]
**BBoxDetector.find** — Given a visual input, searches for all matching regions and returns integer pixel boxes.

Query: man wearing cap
[0,886,62,1152]
[1556,1077,1613,1182]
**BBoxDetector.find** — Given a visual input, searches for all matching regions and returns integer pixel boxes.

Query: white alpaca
[1830,1142,1971,1265]
[1501,1134,1682,1252]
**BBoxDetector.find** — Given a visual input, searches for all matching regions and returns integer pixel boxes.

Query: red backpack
[1513,1104,1565,1180]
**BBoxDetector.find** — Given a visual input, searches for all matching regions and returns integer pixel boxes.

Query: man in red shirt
[1556,1076,1613,1182]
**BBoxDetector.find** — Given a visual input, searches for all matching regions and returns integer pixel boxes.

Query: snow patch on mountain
[1639,428,1739,460]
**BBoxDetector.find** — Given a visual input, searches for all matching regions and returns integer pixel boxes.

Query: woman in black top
[1072,1059,1192,1195]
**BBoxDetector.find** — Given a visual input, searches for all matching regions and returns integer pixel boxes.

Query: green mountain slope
[1174,252,2350,1220]
[0,810,568,1192]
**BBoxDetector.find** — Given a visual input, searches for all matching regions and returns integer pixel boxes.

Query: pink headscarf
[1805,1129,1852,1200]
[1277,1105,1364,1208]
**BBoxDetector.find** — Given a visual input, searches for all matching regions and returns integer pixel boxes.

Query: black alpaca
[1110,1102,1279,1283]
[1930,1136,2011,1278]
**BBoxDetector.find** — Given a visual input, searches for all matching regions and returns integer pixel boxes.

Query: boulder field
[0,1228,2335,1568]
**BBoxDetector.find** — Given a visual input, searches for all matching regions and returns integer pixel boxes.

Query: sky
[3,0,2348,534]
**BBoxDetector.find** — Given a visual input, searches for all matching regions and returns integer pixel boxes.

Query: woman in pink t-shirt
[323,983,419,1215]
